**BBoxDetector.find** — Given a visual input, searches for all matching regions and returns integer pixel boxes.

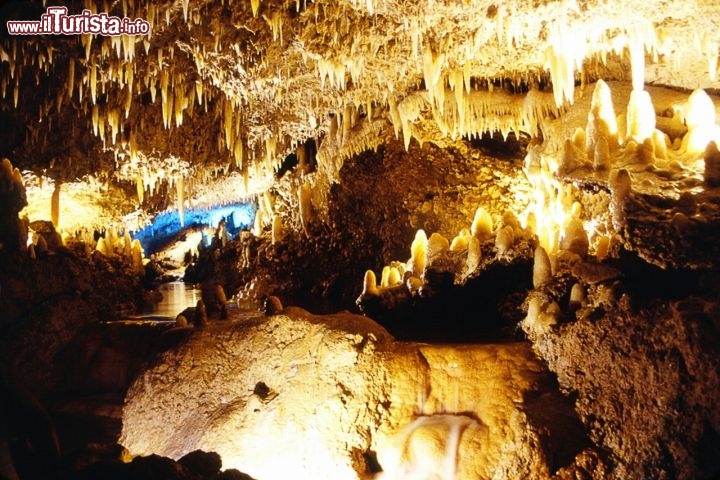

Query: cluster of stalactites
[387,81,559,152]
[0,0,289,206]
[544,21,662,108]
[314,103,383,186]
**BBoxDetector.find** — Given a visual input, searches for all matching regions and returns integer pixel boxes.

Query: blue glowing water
[131,203,255,254]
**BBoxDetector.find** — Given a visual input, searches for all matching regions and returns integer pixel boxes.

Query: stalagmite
[595,235,610,261]
[362,270,379,296]
[569,283,586,308]
[466,236,481,276]
[495,225,515,256]
[470,206,493,240]
[449,228,472,252]
[704,141,720,186]
[585,80,617,156]
[123,231,132,257]
[427,232,449,260]
[380,266,391,288]
[626,89,656,142]
[523,293,541,322]
[594,135,611,170]
[388,266,402,286]
[533,246,552,288]
[636,137,655,164]
[50,182,60,228]
[683,88,719,155]
[96,237,109,256]
[561,138,585,174]
[409,229,428,278]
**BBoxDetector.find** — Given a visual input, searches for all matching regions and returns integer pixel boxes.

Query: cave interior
[0,1,719,479]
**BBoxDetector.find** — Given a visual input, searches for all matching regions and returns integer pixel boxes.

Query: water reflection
[144,282,202,319]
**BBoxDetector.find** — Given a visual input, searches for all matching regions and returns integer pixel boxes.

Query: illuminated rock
[121,312,586,480]
[375,414,482,480]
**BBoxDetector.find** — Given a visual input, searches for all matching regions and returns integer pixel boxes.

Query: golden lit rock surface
[121,310,589,480]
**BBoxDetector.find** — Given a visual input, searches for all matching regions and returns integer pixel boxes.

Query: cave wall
[188,130,531,313]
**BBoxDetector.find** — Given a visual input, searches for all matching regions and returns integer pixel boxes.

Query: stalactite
[299,181,313,236]
[90,63,97,104]
[67,58,75,100]
[50,182,60,228]
[136,174,144,204]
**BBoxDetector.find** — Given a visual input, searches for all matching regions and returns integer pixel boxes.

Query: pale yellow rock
[121,312,562,480]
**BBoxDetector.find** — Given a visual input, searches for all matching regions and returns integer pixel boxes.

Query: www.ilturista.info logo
[7,6,150,36]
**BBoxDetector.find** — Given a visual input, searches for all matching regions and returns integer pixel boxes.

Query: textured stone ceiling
[1,0,720,225]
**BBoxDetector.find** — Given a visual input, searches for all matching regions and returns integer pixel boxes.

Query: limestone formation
[121,311,589,480]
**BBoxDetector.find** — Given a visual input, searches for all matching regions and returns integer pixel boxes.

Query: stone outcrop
[522,261,720,480]
[121,310,591,480]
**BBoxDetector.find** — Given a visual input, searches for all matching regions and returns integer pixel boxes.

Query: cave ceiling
[1,0,720,226]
